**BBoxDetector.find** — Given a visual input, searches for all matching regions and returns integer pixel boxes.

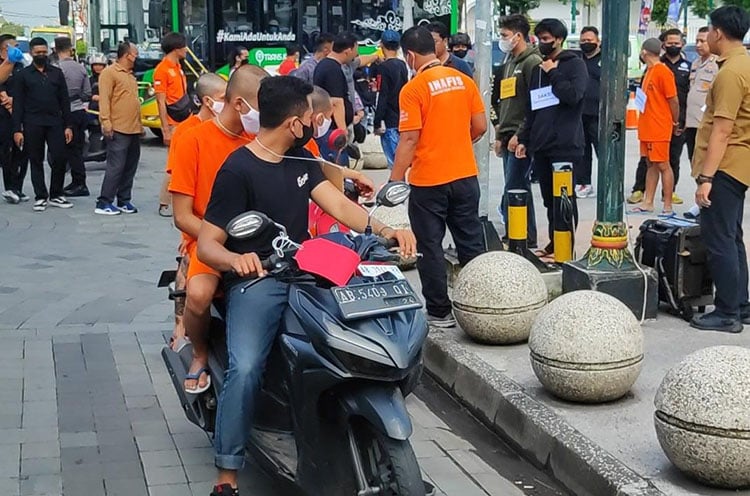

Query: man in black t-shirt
[196,76,416,496]
[373,30,408,168]
[313,32,358,132]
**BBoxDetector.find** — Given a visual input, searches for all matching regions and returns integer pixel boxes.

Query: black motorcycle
[160,182,434,496]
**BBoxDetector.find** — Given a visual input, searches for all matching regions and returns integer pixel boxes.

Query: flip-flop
[658,211,676,218]
[628,207,655,215]
[184,367,211,395]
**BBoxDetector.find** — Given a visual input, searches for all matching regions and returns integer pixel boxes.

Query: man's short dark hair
[581,26,599,37]
[117,42,135,59]
[660,28,684,42]
[332,32,357,53]
[698,26,710,34]
[382,40,400,51]
[228,45,247,64]
[161,32,186,54]
[499,14,530,38]
[258,75,313,129]
[315,33,334,53]
[426,21,450,40]
[401,26,436,56]
[29,37,48,49]
[709,6,750,42]
[286,44,300,56]
[0,34,16,47]
[55,36,72,52]
[534,18,568,41]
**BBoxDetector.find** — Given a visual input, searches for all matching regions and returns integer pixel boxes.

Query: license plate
[332,280,422,319]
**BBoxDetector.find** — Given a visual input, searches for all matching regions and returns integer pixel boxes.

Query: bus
[144,0,458,73]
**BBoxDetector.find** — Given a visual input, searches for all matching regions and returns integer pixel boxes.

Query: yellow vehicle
[30,26,75,49]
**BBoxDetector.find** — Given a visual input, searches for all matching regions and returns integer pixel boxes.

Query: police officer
[660,28,691,205]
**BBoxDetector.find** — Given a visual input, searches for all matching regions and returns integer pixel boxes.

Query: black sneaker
[17,191,29,202]
[210,484,238,496]
[741,304,750,325]
[690,312,743,334]
[48,196,74,209]
[63,184,90,197]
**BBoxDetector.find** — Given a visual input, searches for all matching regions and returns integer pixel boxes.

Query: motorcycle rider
[87,53,107,114]
[197,75,416,496]
[166,72,229,353]
[170,67,262,391]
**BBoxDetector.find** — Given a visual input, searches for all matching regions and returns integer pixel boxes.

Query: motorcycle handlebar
[376,236,399,249]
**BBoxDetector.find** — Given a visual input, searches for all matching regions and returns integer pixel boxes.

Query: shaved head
[195,73,227,101]
[311,86,332,113]
[226,64,269,108]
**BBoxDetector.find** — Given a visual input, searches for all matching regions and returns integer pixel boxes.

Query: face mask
[538,41,556,57]
[406,53,417,77]
[665,46,682,57]
[291,118,315,149]
[315,116,332,138]
[639,55,646,64]
[208,98,224,115]
[239,98,260,134]
[32,55,47,66]
[453,49,468,59]
[498,35,517,53]
[580,42,598,55]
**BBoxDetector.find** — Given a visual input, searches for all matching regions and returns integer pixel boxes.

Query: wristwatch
[696,174,714,185]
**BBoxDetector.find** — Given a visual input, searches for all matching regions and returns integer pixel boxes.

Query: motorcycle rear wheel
[351,421,425,496]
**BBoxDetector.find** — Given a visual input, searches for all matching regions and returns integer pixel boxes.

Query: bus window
[263,0,296,35]
[301,0,321,54]
[221,0,253,33]
[328,0,347,35]
[350,0,402,44]
[184,0,209,60]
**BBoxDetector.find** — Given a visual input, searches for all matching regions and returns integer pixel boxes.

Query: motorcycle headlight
[147,87,156,97]
[331,349,395,377]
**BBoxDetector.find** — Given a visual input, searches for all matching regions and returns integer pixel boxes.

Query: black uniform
[662,55,690,186]
[579,51,601,187]
[0,60,28,196]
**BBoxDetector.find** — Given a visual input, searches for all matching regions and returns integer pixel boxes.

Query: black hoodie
[518,50,588,158]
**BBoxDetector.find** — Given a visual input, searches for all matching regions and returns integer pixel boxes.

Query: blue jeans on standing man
[500,147,537,247]
[380,128,400,169]
[214,278,289,470]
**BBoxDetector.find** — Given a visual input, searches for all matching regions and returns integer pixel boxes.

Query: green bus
[145,0,459,73]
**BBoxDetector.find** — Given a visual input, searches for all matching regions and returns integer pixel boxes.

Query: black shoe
[210,484,238,496]
[690,312,743,333]
[63,184,90,197]
[740,304,750,325]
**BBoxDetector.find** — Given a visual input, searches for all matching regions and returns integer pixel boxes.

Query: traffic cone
[626,92,639,130]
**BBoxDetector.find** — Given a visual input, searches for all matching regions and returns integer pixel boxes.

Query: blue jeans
[214,278,289,470]
[380,128,400,169]
[500,148,538,246]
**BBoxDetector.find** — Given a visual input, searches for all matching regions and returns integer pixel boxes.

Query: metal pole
[571,0,577,34]
[402,0,414,31]
[582,0,633,269]
[472,0,491,217]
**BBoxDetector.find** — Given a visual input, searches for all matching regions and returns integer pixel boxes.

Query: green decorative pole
[571,0,577,34]
[582,0,632,269]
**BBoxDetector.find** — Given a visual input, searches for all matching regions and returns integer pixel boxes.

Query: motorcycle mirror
[226,211,270,239]
[377,181,410,208]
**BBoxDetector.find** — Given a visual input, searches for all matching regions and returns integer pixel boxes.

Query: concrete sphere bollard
[372,204,417,270]
[452,252,547,344]
[529,290,643,403]
[654,346,750,489]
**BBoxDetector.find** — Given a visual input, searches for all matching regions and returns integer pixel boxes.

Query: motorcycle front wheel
[349,421,425,496]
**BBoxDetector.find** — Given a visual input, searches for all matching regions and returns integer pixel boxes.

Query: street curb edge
[422,330,666,496]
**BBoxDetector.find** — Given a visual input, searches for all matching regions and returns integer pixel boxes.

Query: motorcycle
[83,110,107,162]
[160,182,434,496]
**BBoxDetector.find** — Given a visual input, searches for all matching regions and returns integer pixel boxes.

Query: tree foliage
[0,22,25,37]
[495,0,542,15]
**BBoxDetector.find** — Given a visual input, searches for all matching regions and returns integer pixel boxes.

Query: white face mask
[499,34,518,54]
[208,98,224,115]
[239,97,260,134]
[315,117,332,138]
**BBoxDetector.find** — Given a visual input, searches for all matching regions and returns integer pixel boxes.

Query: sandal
[534,244,555,262]
[628,206,655,215]
[169,335,190,352]
[184,367,211,395]
[158,204,173,217]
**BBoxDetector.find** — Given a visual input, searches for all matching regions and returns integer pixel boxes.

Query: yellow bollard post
[552,162,574,263]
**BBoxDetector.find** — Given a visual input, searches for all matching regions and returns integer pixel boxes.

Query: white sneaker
[49,196,73,209]
[426,313,457,328]
[576,185,594,199]
[2,190,20,204]
[33,199,47,211]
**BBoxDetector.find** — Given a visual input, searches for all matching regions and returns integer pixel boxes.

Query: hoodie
[491,45,543,140]
[518,50,588,158]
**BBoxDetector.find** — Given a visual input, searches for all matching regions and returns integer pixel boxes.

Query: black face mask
[453,49,468,59]
[32,55,47,66]
[291,120,315,149]
[538,41,556,57]
[639,55,646,64]
[580,42,598,55]
[665,46,682,58]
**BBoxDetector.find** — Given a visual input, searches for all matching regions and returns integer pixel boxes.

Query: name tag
[530,86,560,111]
[500,77,517,99]
[635,87,647,113]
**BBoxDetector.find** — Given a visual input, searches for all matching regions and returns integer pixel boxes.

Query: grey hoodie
[491,45,542,140]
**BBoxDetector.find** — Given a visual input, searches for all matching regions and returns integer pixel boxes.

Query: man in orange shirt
[277,45,299,75]
[154,32,189,217]
[632,38,680,215]
[389,26,487,328]
[166,73,227,352]
[169,65,266,392]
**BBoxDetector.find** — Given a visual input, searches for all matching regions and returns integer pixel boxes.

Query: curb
[422,329,666,496]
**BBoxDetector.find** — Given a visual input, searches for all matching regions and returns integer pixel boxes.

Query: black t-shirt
[204,145,326,265]
[314,57,353,127]
[374,58,408,129]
